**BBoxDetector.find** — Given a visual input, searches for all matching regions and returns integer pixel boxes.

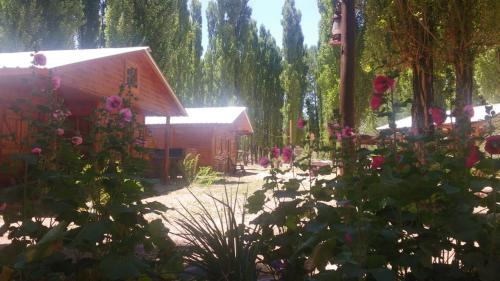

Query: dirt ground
[144,164,269,242]
[0,165,271,246]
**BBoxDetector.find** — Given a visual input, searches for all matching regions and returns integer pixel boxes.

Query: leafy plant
[248,76,500,281]
[175,186,260,281]
[181,153,200,185]
[194,166,222,186]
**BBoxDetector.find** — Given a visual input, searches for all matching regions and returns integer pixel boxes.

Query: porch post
[163,116,170,183]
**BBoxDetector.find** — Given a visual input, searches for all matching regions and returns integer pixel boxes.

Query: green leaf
[99,254,145,280]
[246,190,265,213]
[370,268,395,281]
[73,219,112,245]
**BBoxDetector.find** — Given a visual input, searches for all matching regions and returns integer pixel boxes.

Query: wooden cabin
[146,107,254,175]
[0,47,186,184]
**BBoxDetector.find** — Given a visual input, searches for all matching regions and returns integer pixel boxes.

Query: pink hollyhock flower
[282,146,293,163]
[0,202,6,212]
[259,156,270,168]
[344,233,353,245]
[336,132,342,142]
[31,147,42,154]
[327,122,340,137]
[52,109,71,121]
[370,94,383,111]
[33,53,47,66]
[485,135,500,155]
[119,108,133,122]
[51,76,61,91]
[72,136,83,146]
[297,117,305,129]
[373,75,395,94]
[105,95,123,112]
[465,145,481,168]
[342,126,354,138]
[56,128,64,136]
[272,146,280,159]
[463,104,474,119]
[429,107,446,126]
[371,155,385,169]
[134,138,145,147]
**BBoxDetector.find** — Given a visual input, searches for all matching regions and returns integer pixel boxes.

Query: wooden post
[338,0,356,176]
[339,0,356,129]
[163,116,170,183]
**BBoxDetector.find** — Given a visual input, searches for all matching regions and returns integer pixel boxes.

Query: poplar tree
[78,0,102,48]
[281,0,307,144]
[0,0,84,51]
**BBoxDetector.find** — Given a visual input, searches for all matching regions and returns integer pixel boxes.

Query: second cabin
[146,107,254,176]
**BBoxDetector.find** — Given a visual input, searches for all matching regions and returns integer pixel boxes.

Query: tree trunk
[411,58,434,135]
[453,54,474,133]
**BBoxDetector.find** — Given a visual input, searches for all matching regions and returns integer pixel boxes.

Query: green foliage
[78,0,103,48]
[475,49,500,103]
[0,59,181,280]
[181,153,200,185]
[248,88,500,280]
[281,0,307,144]
[193,166,221,186]
[0,0,84,51]
[175,187,259,281]
[105,0,200,104]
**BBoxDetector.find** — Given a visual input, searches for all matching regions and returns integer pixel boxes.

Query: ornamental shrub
[248,76,499,281]
[0,53,181,280]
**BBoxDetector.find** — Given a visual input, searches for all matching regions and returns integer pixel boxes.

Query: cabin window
[125,61,139,90]
[169,148,184,158]
[126,66,138,88]
[65,116,90,139]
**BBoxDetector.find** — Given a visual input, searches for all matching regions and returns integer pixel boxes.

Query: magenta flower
[371,155,385,169]
[52,109,71,121]
[370,94,383,111]
[344,233,353,245]
[119,108,133,122]
[259,156,270,168]
[52,76,61,91]
[429,107,446,126]
[72,136,83,146]
[373,75,395,94]
[463,104,474,119]
[33,53,47,66]
[31,147,42,154]
[134,138,145,147]
[272,146,280,159]
[105,95,123,112]
[297,117,305,129]
[336,132,342,142]
[282,146,293,163]
[465,145,481,168]
[485,135,500,155]
[56,128,64,136]
[341,126,354,138]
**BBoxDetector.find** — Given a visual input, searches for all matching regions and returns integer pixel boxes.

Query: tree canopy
[0,0,499,151]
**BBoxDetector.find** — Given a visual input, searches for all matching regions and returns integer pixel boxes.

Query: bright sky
[200,0,320,52]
